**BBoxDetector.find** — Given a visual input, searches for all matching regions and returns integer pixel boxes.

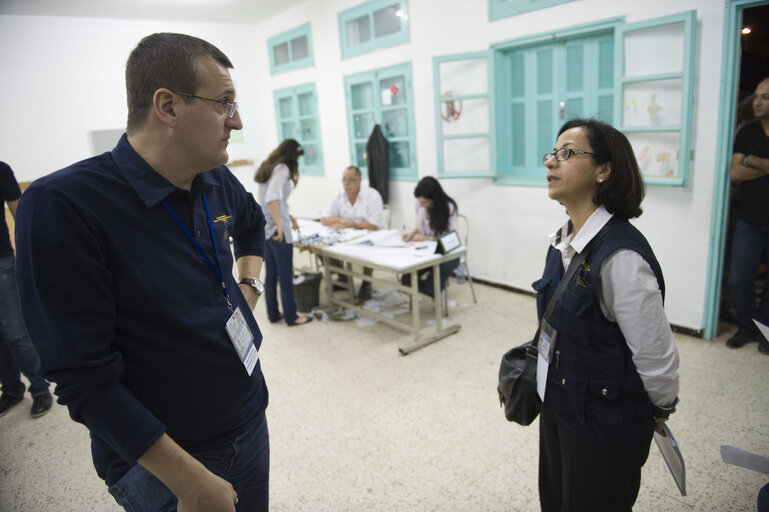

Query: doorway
[706,0,769,339]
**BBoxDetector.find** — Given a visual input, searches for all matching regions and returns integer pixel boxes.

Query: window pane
[351,82,374,109]
[509,53,524,97]
[511,103,526,167]
[597,95,613,123]
[383,108,408,138]
[443,138,491,173]
[623,23,684,77]
[537,100,553,165]
[389,141,410,168]
[626,131,680,179]
[622,79,683,127]
[297,92,314,116]
[302,143,320,166]
[441,98,490,136]
[373,4,401,38]
[598,35,614,89]
[347,15,371,46]
[273,42,289,66]
[300,119,317,140]
[353,112,376,138]
[281,121,296,140]
[439,57,489,96]
[279,97,293,118]
[537,49,553,95]
[291,36,309,61]
[380,76,406,106]
[355,142,368,168]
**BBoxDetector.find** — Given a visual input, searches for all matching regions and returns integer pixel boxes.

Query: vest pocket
[587,378,623,425]
[557,288,592,345]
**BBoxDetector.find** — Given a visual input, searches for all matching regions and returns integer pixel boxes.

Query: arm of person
[600,249,680,434]
[730,153,769,181]
[138,434,237,512]
[267,201,283,241]
[236,255,263,310]
[264,165,288,241]
[7,198,19,218]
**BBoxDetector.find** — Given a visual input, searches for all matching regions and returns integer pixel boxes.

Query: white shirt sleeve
[599,249,680,407]
[264,164,289,204]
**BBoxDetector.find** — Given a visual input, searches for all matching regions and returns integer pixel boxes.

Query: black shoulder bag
[497,217,625,426]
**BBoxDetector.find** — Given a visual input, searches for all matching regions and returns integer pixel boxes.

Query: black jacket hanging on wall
[366,124,389,204]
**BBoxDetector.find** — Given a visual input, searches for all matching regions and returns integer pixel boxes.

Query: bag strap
[532,215,627,348]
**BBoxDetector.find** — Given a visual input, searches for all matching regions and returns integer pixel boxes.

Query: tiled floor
[1,280,767,511]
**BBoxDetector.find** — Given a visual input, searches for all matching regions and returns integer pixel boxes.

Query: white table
[322,230,464,355]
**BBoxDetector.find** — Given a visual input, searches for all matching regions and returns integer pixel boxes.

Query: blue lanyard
[162,192,233,312]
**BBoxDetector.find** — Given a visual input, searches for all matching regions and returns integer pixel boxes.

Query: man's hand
[177,470,238,512]
[238,283,259,310]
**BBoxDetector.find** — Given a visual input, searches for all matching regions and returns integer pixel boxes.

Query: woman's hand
[653,417,667,436]
[290,216,299,230]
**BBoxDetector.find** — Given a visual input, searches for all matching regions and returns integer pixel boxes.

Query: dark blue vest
[533,221,665,450]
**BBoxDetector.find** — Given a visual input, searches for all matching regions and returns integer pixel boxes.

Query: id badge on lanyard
[163,193,257,375]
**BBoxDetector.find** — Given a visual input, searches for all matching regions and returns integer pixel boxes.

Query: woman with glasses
[535,119,679,511]
[255,139,312,326]
[401,176,460,296]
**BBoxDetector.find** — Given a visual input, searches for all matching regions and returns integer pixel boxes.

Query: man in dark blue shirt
[15,34,269,512]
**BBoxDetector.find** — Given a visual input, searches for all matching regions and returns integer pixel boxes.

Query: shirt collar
[111,133,221,207]
[549,205,614,253]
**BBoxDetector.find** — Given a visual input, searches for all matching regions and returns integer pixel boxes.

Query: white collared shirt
[323,185,386,230]
[545,205,680,407]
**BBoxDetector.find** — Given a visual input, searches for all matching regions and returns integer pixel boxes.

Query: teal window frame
[343,62,417,181]
[615,10,697,186]
[273,83,324,176]
[489,0,576,21]
[433,51,497,178]
[338,0,409,60]
[267,23,313,74]
[491,18,622,186]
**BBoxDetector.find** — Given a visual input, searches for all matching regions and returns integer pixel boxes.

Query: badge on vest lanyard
[537,319,558,364]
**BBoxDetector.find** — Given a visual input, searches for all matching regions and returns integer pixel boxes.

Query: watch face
[253,279,264,293]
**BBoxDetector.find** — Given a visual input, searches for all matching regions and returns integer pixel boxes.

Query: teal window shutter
[273,83,324,176]
[494,27,615,186]
[344,62,417,181]
[616,10,696,186]
[267,23,314,75]
[433,51,496,178]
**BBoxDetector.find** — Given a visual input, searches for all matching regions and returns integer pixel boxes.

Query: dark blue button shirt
[15,134,268,485]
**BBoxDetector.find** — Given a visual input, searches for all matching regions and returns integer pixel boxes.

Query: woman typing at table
[254,139,312,326]
[401,176,461,295]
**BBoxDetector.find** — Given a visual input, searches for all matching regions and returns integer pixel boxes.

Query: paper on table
[753,319,769,341]
[654,423,686,496]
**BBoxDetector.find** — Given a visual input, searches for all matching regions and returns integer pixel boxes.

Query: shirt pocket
[532,277,551,319]
[586,377,624,426]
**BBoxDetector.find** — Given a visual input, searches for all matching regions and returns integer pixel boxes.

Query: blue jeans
[730,219,769,331]
[108,412,270,512]
[0,255,49,397]
[264,238,297,324]
[400,258,461,298]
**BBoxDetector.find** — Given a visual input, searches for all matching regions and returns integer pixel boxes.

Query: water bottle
[456,264,467,285]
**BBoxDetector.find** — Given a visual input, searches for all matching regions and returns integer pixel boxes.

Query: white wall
[0,0,727,331]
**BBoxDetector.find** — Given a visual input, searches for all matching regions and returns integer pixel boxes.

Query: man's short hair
[345,166,362,179]
[125,33,233,133]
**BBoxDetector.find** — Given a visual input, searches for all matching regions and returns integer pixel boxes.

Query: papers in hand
[654,423,686,496]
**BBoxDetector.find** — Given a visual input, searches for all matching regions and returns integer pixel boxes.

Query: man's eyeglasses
[543,147,597,164]
[172,91,238,118]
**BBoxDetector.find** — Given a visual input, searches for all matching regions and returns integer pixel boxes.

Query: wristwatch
[238,277,264,296]
[743,155,751,167]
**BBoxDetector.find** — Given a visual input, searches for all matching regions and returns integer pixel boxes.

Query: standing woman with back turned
[536,119,679,511]
[255,139,312,326]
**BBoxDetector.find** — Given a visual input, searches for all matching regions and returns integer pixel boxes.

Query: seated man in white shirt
[320,166,386,301]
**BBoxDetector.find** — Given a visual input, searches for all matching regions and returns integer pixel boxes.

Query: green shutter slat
[565,98,584,120]
[598,35,614,90]
[537,49,553,95]
[566,43,584,93]
[597,95,613,123]
[537,100,552,164]
[510,52,525,97]
[511,102,526,166]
